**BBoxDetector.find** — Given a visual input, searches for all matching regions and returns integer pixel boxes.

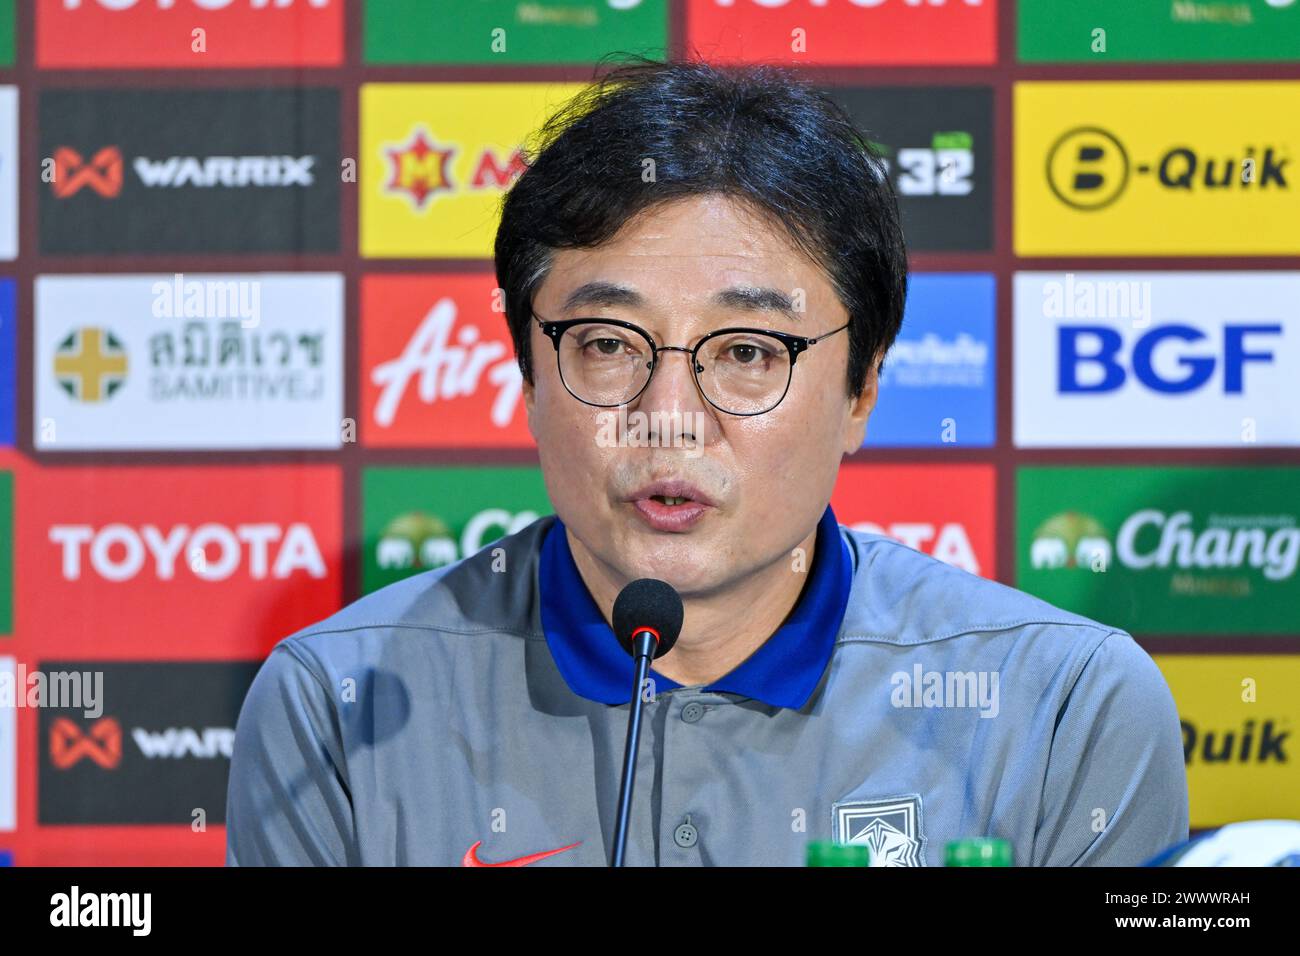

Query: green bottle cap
[945,838,1013,867]
[806,841,872,867]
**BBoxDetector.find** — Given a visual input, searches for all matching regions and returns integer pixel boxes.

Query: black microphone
[609,578,683,867]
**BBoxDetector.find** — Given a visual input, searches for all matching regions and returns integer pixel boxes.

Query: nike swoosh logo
[462,840,582,867]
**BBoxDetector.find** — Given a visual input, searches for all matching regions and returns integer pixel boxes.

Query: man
[226,59,1188,866]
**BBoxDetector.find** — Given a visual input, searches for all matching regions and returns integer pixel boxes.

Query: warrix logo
[49,717,123,769]
[133,154,315,188]
[132,726,235,759]
[51,146,123,198]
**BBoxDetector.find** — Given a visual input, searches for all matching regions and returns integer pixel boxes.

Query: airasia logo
[60,0,331,9]
[370,297,523,429]
[49,523,327,581]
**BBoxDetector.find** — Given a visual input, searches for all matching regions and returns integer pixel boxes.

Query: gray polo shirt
[226,511,1189,867]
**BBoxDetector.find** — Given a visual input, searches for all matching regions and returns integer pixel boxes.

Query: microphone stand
[611,627,658,867]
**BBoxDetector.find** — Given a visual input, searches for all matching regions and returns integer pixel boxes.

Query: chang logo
[377,512,457,570]
[1030,512,1112,571]
[54,327,128,403]
[376,508,540,571]
[1032,509,1300,581]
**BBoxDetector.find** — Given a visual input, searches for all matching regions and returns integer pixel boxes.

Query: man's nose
[630,347,715,443]
[636,348,704,410]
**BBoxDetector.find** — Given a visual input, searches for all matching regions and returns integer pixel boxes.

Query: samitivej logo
[53,327,128,402]
[37,273,345,451]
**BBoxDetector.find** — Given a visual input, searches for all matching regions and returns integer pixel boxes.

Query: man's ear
[522,363,538,439]
[842,349,883,455]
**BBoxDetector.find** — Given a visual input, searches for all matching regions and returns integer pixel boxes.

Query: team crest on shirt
[832,794,927,866]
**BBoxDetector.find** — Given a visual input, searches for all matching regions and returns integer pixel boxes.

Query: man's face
[522,193,879,597]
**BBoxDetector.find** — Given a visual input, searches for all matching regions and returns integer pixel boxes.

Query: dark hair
[494,56,908,399]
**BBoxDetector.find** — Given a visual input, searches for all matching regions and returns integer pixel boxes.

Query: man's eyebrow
[560,282,800,322]
[561,281,645,314]
[712,286,800,322]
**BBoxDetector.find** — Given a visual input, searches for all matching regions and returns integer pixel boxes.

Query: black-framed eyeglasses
[533,312,850,417]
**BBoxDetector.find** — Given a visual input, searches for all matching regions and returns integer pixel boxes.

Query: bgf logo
[1058,323,1282,394]
[1047,127,1290,210]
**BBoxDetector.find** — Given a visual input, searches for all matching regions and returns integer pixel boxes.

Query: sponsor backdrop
[0,0,1294,864]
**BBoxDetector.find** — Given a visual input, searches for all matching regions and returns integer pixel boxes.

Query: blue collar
[538,504,853,709]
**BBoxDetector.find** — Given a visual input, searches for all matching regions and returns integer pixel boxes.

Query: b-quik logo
[1016,83,1300,256]
[1046,127,1289,211]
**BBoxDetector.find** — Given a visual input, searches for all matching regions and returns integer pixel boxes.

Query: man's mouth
[625,482,716,533]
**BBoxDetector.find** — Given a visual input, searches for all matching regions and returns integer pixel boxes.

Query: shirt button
[674,822,699,849]
[681,702,706,723]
